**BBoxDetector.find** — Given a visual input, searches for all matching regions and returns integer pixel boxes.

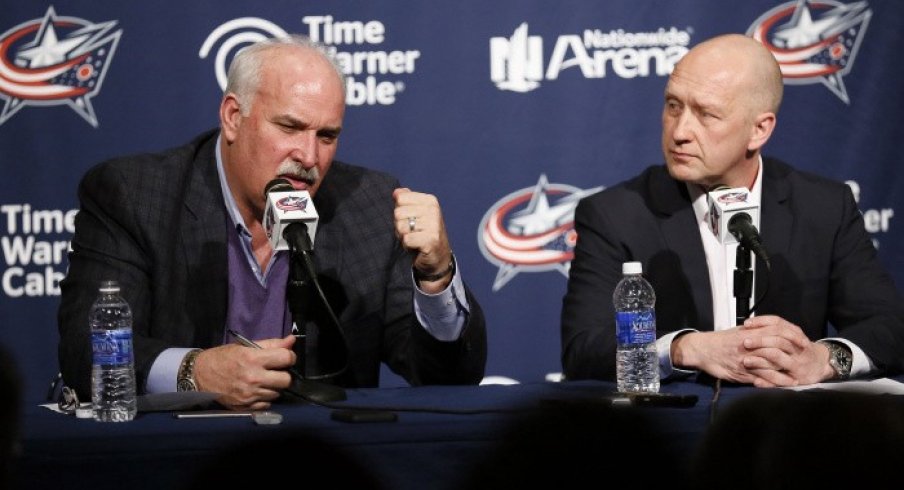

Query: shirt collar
[215,133,250,237]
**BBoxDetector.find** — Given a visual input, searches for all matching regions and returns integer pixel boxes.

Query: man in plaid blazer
[58,36,486,410]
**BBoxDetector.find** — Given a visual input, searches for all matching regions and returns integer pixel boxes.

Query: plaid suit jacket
[58,130,487,398]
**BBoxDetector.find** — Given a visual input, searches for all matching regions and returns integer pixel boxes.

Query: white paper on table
[783,377,904,395]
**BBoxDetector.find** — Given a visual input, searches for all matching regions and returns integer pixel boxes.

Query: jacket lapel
[757,158,792,304]
[181,133,229,346]
[649,169,714,330]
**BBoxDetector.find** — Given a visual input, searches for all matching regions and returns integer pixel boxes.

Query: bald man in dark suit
[561,34,904,387]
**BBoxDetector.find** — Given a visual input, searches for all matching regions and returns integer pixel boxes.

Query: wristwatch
[177,349,203,392]
[824,342,852,380]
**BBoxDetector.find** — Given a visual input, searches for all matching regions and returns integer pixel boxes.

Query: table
[7,379,818,490]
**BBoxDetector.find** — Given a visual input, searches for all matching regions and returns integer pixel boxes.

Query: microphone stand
[283,226,347,404]
[733,243,753,326]
[708,241,755,423]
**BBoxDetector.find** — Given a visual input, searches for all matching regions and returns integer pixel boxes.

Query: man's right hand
[192,335,297,410]
[671,328,760,383]
[671,315,817,387]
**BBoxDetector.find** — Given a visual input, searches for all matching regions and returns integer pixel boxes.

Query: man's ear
[220,94,242,143]
[747,112,776,152]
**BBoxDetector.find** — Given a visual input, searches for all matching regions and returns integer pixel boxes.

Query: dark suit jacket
[561,158,904,381]
[58,130,487,398]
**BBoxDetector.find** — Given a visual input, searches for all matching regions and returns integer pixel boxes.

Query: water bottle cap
[99,280,121,293]
[622,262,642,274]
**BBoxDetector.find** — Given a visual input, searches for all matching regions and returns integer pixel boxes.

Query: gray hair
[224,34,347,115]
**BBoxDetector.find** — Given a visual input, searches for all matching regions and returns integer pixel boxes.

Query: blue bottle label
[616,310,656,344]
[91,330,133,365]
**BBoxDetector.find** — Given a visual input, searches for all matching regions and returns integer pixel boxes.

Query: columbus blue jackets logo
[276,195,308,212]
[718,191,749,204]
[747,0,871,104]
[0,7,121,127]
[478,175,602,291]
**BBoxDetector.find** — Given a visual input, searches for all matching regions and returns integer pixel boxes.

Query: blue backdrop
[2,0,900,402]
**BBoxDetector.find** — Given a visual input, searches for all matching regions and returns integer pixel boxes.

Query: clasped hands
[672,315,836,387]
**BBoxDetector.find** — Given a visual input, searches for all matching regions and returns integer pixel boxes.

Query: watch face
[828,344,852,378]
[177,379,197,392]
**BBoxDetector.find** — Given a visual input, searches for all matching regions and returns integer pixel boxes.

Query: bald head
[676,34,783,116]
[661,34,783,188]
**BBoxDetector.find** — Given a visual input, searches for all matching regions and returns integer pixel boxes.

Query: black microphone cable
[261,178,348,405]
[709,379,722,424]
[284,231,347,380]
[748,270,771,317]
[709,266,772,425]
[271,251,527,415]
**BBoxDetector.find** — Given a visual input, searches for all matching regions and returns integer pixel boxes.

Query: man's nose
[669,110,693,143]
[291,131,319,168]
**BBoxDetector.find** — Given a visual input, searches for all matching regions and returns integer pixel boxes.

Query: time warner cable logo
[489,22,691,92]
[200,15,419,106]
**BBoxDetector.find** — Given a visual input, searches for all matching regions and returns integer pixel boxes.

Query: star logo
[718,191,749,204]
[478,175,603,291]
[276,195,308,212]
[0,6,122,127]
[747,0,871,104]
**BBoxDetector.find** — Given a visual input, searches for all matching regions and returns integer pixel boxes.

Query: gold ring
[408,216,417,232]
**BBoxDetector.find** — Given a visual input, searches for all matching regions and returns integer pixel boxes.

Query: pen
[227,329,263,350]
[174,410,284,424]
[227,329,305,380]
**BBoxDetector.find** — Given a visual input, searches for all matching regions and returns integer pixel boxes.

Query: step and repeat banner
[2,1,901,400]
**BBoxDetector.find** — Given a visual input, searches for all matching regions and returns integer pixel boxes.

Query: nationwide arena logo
[489,22,691,93]
[0,6,121,127]
[478,175,602,291]
[747,0,871,104]
[200,15,420,106]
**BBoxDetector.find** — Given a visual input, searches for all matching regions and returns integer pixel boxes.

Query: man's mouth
[668,150,695,163]
[278,174,314,190]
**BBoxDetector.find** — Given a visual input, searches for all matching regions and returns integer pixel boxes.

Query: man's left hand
[393,188,453,292]
[738,315,835,387]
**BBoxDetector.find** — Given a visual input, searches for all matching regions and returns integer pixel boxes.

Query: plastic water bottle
[613,262,660,393]
[90,280,137,422]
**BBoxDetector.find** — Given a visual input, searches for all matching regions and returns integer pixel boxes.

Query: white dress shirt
[656,157,873,379]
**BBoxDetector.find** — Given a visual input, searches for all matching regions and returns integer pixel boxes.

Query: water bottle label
[616,310,656,344]
[91,330,133,365]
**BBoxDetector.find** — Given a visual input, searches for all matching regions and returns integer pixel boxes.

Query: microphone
[263,178,319,252]
[262,178,348,401]
[706,186,770,267]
